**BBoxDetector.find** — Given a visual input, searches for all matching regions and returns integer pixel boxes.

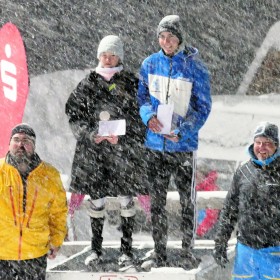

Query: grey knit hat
[157,15,183,44]
[97,35,124,61]
[254,121,279,146]
[10,123,36,142]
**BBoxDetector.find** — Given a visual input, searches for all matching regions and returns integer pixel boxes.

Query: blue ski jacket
[137,46,211,152]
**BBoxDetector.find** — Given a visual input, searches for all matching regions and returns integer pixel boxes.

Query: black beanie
[254,122,279,146]
[10,123,36,142]
[157,15,183,44]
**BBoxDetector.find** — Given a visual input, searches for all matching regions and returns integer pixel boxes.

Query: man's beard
[10,149,33,174]
[12,148,32,162]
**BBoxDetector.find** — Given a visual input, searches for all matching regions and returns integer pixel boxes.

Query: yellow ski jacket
[0,158,67,260]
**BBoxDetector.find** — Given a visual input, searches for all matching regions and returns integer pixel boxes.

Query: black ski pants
[145,150,196,260]
[0,255,47,280]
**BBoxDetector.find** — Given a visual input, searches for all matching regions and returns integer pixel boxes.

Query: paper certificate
[98,119,126,136]
[157,104,174,134]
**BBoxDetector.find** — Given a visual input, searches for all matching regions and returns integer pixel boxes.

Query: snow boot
[140,251,168,271]
[179,248,201,270]
[119,216,134,267]
[85,217,104,266]
[118,253,133,268]
[85,251,101,266]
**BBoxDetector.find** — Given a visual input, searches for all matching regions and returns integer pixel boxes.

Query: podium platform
[47,190,235,279]
[47,240,236,280]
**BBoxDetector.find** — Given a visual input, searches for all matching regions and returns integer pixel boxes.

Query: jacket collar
[160,45,198,59]
[248,144,280,167]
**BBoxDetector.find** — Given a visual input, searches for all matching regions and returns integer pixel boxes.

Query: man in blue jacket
[137,15,211,270]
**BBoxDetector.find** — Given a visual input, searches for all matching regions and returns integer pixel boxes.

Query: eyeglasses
[254,140,275,147]
[11,137,34,146]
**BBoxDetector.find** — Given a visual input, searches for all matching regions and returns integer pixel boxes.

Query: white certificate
[157,104,174,134]
[98,119,126,136]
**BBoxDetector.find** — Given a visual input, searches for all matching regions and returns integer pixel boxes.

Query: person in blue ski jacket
[137,15,211,270]
[213,122,280,279]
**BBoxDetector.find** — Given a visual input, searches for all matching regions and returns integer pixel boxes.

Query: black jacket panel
[215,156,280,249]
[65,70,146,196]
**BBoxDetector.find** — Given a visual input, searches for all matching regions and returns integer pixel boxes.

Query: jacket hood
[183,46,198,57]
[248,144,280,167]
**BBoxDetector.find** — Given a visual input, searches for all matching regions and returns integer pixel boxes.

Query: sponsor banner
[0,22,29,157]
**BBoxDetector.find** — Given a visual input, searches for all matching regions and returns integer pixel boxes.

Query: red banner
[0,22,29,157]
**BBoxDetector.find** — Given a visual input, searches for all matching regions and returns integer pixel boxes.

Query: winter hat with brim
[10,123,36,142]
[157,15,183,44]
[97,35,124,62]
[253,121,279,146]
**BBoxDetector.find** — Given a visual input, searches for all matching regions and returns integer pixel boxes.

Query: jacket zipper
[26,186,38,228]
[9,186,22,259]
[9,186,17,226]
[163,58,173,151]
[18,225,22,259]
[165,58,173,103]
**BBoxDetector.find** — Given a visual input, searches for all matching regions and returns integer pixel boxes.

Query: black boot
[151,205,167,263]
[85,217,104,265]
[118,216,134,267]
[91,217,104,256]
[181,240,201,270]
[120,216,134,257]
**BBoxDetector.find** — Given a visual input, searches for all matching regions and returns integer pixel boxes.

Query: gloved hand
[213,243,229,268]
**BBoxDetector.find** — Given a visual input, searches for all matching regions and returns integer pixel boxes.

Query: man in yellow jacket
[0,123,67,279]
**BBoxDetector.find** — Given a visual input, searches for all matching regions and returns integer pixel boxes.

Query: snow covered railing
[66,191,228,212]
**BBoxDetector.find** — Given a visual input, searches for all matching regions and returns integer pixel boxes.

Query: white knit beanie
[97,35,124,61]
[157,15,184,44]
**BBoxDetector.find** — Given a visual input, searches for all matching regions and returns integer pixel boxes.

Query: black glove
[213,243,229,268]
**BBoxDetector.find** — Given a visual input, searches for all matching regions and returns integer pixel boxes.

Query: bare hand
[47,246,60,260]
[94,136,108,144]
[148,116,163,133]
[163,131,180,142]
[94,135,118,144]
[106,135,118,144]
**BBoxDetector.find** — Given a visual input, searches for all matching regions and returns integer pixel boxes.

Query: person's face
[9,133,35,160]
[99,52,120,68]
[253,136,277,160]
[158,31,180,56]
